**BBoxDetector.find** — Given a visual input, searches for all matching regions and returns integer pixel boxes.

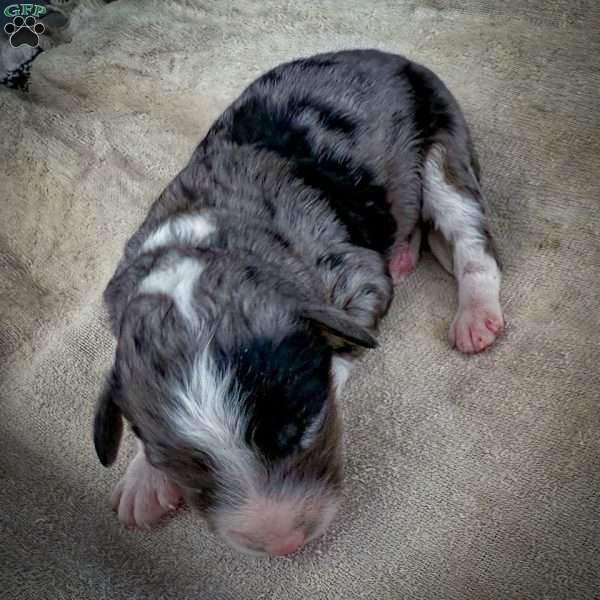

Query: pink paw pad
[450,306,504,354]
[485,317,503,336]
[389,246,417,283]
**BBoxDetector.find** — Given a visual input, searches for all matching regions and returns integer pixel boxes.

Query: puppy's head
[94,251,376,556]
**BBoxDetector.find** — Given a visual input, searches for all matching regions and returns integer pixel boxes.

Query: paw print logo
[4,16,45,48]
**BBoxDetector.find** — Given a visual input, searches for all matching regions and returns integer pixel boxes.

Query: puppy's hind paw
[449,303,503,353]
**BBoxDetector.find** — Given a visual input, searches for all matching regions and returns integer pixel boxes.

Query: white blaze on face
[170,347,261,493]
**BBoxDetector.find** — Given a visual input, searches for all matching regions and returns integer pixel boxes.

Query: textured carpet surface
[1,1,599,599]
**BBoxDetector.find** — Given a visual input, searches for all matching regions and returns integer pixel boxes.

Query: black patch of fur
[225,329,332,460]
[295,97,357,134]
[243,265,259,281]
[391,108,410,133]
[293,158,395,254]
[262,196,277,218]
[230,95,312,157]
[270,230,291,249]
[229,95,396,254]
[316,253,344,269]
[401,63,454,140]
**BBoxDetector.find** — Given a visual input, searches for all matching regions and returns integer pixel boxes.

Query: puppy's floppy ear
[93,368,124,467]
[302,304,378,349]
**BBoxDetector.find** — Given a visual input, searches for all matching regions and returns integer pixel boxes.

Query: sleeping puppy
[93,49,503,556]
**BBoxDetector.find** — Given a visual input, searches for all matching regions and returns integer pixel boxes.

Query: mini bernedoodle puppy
[93,50,503,556]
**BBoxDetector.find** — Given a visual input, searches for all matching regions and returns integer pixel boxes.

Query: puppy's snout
[218,492,339,556]
[265,529,306,556]
[228,526,306,556]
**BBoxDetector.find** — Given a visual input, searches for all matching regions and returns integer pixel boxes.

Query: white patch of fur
[422,146,501,308]
[331,355,353,398]
[143,214,216,254]
[300,355,354,448]
[139,257,203,322]
[300,355,350,448]
[422,147,485,248]
[300,407,326,449]
[171,348,259,498]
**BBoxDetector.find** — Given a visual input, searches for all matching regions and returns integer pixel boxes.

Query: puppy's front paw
[449,303,503,353]
[111,448,182,529]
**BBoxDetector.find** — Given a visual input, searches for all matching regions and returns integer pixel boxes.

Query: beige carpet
[1,1,599,598]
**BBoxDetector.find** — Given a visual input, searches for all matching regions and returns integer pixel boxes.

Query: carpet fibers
[1,1,599,598]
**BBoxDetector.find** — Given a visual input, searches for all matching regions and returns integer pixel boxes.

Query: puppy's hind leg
[423,143,503,353]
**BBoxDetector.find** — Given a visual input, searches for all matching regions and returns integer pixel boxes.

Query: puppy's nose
[265,530,305,556]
